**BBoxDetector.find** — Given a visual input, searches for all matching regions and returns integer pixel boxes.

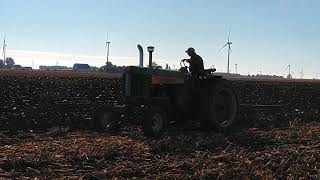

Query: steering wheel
[180,59,187,68]
[179,59,189,73]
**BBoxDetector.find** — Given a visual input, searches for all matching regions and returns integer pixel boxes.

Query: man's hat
[185,47,195,53]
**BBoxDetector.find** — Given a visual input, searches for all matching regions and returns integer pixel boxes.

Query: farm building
[73,63,90,72]
[13,65,22,69]
[21,67,33,70]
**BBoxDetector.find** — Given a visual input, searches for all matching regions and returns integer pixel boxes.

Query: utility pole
[258,70,262,75]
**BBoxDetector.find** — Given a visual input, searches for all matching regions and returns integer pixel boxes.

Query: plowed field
[0,70,319,179]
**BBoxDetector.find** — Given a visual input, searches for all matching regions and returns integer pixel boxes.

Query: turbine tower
[218,26,233,73]
[235,63,238,74]
[299,68,304,79]
[105,33,111,64]
[285,65,292,79]
[2,35,7,61]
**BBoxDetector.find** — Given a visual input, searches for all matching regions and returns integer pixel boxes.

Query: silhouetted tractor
[94,45,239,137]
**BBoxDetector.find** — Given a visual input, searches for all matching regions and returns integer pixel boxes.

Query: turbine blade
[228,26,231,42]
[217,43,228,53]
[284,65,288,70]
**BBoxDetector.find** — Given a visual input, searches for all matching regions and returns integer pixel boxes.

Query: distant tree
[106,61,113,67]
[99,61,124,74]
[0,59,5,69]
[90,66,100,72]
[5,57,15,69]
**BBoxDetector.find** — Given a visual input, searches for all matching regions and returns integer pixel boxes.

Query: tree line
[0,57,15,69]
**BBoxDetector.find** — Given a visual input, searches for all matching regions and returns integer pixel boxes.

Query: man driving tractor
[182,47,204,77]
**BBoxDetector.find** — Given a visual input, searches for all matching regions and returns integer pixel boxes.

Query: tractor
[94,45,239,137]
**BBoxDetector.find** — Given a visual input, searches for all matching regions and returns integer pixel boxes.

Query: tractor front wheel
[94,105,120,132]
[142,107,167,138]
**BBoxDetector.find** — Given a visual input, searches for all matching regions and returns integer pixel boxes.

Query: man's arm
[184,58,193,63]
[182,59,191,63]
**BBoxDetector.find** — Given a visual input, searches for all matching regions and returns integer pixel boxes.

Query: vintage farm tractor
[94,45,240,137]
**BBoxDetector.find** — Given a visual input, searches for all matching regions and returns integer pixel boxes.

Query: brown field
[226,76,320,83]
[0,69,121,78]
[0,70,319,179]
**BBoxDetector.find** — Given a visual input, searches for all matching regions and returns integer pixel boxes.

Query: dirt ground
[0,70,319,179]
[0,123,319,179]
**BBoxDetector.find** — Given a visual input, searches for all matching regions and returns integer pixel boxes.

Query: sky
[1,0,320,78]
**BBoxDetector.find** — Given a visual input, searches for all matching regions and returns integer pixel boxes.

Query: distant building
[22,67,32,70]
[13,65,22,69]
[73,63,90,72]
[39,65,70,71]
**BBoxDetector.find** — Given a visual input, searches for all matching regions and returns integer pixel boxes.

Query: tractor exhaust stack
[147,46,154,69]
[137,44,143,67]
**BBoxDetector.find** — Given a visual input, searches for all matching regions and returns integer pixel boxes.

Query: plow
[94,45,292,137]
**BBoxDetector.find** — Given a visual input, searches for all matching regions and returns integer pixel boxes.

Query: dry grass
[0,123,319,179]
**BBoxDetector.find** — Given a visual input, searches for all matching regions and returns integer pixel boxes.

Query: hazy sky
[1,0,320,78]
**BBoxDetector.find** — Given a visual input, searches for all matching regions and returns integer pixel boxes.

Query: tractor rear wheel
[94,104,120,132]
[203,79,239,132]
[142,107,167,138]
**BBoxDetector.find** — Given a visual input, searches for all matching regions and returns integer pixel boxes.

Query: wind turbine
[105,33,111,64]
[299,68,304,79]
[285,65,292,79]
[218,27,233,73]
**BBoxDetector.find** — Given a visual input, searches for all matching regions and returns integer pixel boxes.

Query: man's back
[188,54,204,76]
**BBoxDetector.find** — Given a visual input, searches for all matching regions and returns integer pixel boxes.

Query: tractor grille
[124,74,151,98]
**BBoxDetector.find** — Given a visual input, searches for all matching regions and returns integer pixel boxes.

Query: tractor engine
[122,66,151,104]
